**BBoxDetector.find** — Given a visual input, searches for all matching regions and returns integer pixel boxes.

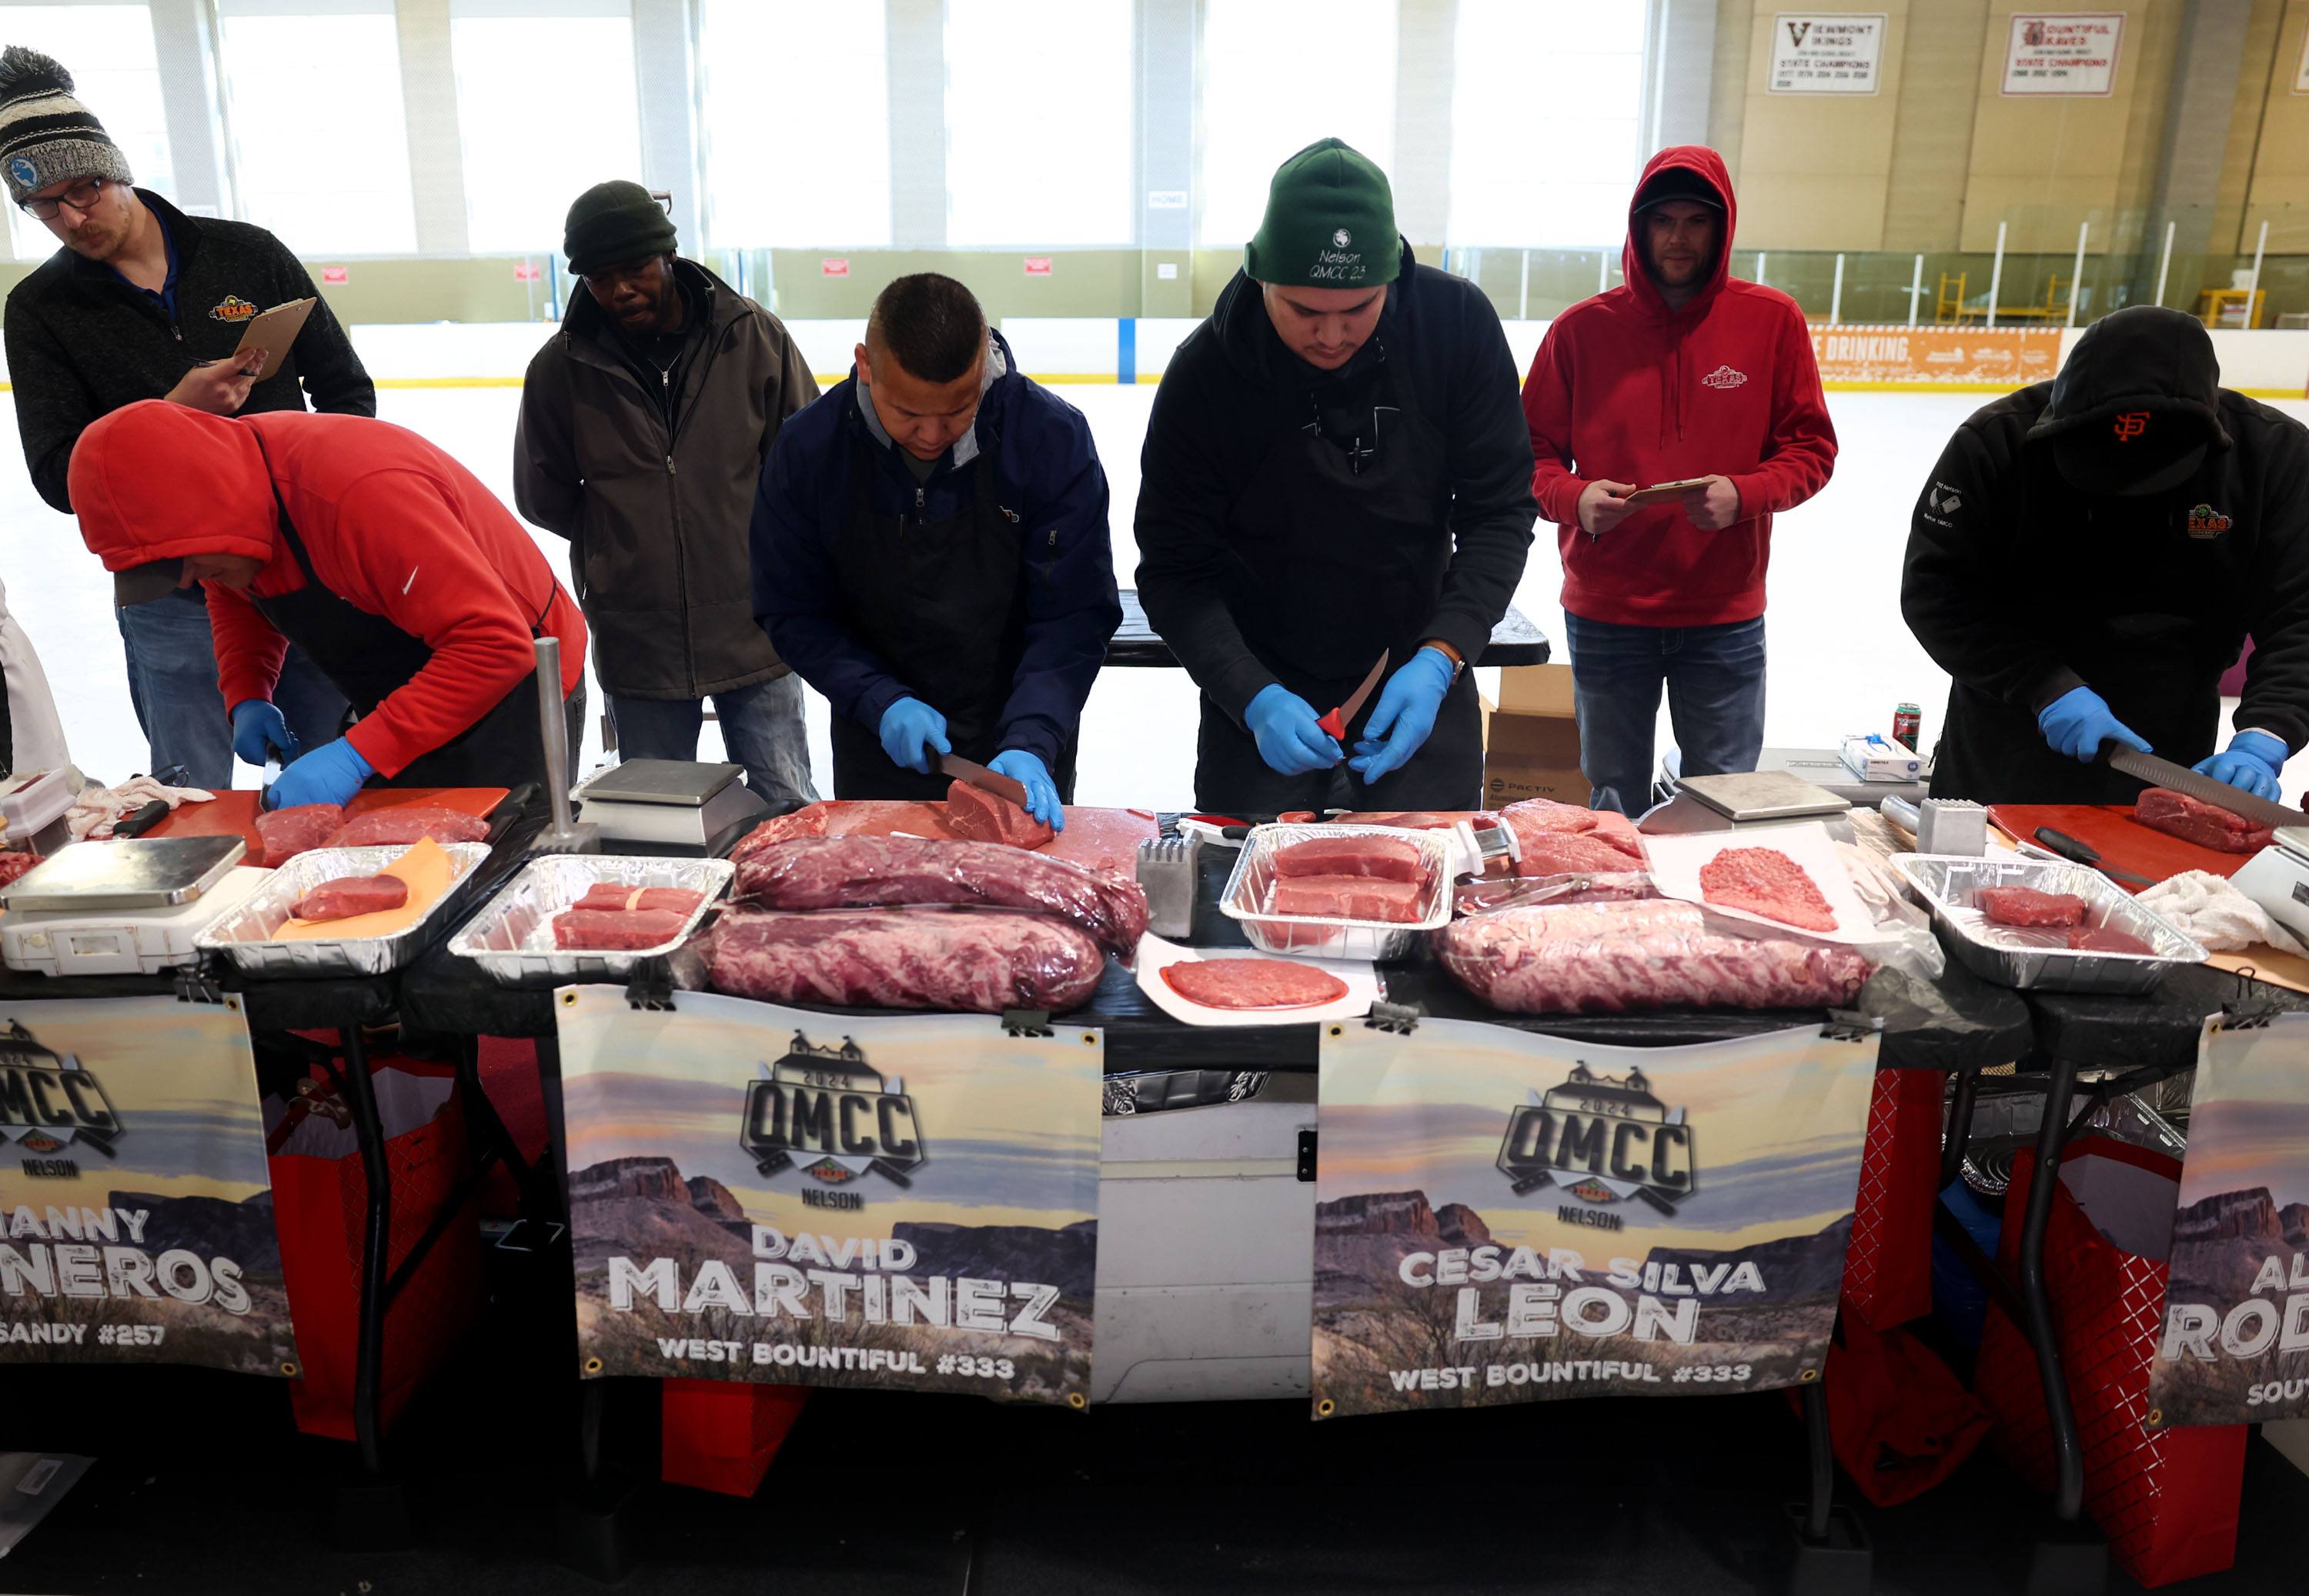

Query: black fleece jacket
[1134,240,1536,720]
[5,189,373,513]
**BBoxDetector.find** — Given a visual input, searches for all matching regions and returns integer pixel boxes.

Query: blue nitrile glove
[877,697,951,775]
[1349,646,1456,784]
[988,749,1064,831]
[1245,683,1342,776]
[2037,686,2151,763]
[230,700,301,768]
[2194,730,2287,801]
[264,737,373,811]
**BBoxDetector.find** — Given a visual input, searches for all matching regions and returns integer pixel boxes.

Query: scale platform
[573,760,772,857]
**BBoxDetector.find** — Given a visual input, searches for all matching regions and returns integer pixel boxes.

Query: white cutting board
[1132,934,1380,1028]
[1642,822,1878,945]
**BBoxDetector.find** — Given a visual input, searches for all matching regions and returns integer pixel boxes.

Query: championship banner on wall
[556,987,1103,1406]
[2150,1013,2309,1427]
[1810,327,2063,389]
[0,997,298,1376]
[1312,1019,1878,1418]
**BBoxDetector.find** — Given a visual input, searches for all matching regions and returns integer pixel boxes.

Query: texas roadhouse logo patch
[208,295,259,323]
[1701,365,1748,389]
[2187,503,2233,539]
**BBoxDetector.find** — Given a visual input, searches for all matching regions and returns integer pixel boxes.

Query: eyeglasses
[19,178,106,221]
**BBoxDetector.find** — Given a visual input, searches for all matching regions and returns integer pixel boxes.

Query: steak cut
[1329,810,1491,830]
[732,803,836,855]
[945,780,1054,849]
[1436,900,1872,1014]
[2067,923,2154,955]
[1499,798,1646,877]
[573,884,707,917]
[0,851,42,888]
[733,834,1148,957]
[1270,874,1426,922]
[2136,787,2273,853]
[1699,847,1838,932]
[1161,959,1348,1010]
[706,907,1107,1013]
[255,803,345,867]
[292,875,410,921]
[1271,833,1427,882]
[553,907,690,950]
[327,806,490,849]
[1977,886,2088,927]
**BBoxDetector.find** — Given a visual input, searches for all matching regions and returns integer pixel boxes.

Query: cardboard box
[1483,663,1586,806]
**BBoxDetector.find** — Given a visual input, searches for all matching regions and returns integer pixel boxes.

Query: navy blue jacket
[750,330,1121,770]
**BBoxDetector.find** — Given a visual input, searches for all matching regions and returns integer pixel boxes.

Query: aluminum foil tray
[195,843,493,977]
[447,854,734,985]
[1890,853,2205,994]
[1218,823,1454,961]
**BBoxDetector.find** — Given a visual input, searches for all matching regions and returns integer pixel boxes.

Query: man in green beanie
[515,179,820,806]
[1135,138,1535,810]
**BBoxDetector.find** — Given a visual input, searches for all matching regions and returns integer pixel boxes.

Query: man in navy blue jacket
[751,274,1120,825]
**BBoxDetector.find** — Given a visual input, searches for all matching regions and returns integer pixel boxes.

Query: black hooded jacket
[1901,308,2309,753]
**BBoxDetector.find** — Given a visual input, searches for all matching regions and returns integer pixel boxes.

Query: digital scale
[0,836,266,977]
[2228,827,2309,948]
[1638,769,1856,837]
[572,760,773,857]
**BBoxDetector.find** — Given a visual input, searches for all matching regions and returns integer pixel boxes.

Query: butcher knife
[2100,745,2309,831]
[938,753,1033,810]
[1318,650,1389,741]
[2031,826,2155,888]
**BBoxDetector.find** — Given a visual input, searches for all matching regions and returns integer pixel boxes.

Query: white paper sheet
[1642,821,1880,945]
[1131,933,1379,1027]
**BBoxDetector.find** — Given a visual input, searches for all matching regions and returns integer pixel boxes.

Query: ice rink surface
[5,378,2307,808]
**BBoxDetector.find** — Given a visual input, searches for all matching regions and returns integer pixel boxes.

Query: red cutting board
[1988,803,2257,891]
[142,786,510,863]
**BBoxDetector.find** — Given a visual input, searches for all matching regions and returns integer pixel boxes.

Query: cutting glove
[1245,684,1342,777]
[265,737,373,811]
[230,700,301,768]
[1349,647,1456,785]
[2037,686,2151,763]
[878,697,951,775]
[2194,730,2287,802]
[988,749,1064,830]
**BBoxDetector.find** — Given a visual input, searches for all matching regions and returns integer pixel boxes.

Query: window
[1198,0,1398,249]
[945,0,1131,246]
[0,5,174,261]
[451,1,643,255]
[698,0,888,248]
[1449,0,1646,246]
[216,1,416,253]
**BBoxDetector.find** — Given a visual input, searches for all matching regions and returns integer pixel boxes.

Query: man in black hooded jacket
[1903,306,2309,804]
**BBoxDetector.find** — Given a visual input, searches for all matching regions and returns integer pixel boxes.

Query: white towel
[2135,870,2309,957]
[65,776,215,842]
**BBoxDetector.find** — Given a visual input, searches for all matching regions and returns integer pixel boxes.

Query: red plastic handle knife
[1318,650,1390,741]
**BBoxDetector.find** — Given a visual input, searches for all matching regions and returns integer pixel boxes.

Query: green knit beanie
[563,179,677,275]
[1244,138,1400,289]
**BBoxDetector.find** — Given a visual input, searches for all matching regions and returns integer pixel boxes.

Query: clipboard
[228,296,316,379]
[1622,476,1716,506]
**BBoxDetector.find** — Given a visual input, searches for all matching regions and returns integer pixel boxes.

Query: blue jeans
[608,673,818,807]
[115,592,349,789]
[1563,612,1767,815]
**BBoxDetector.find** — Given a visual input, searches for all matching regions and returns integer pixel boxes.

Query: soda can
[1893,702,1922,752]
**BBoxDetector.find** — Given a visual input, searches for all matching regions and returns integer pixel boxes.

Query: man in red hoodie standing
[1521,148,1836,813]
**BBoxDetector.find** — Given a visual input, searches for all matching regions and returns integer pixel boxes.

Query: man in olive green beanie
[1134,137,1535,812]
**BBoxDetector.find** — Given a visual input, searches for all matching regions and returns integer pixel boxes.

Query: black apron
[247,449,566,790]
[826,437,1075,800]
[1196,346,1470,811]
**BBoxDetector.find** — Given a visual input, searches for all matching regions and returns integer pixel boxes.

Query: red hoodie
[1521,146,1836,629]
[71,402,585,778]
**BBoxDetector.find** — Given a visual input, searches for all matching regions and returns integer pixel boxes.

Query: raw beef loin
[0,851,42,888]
[2135,787,2274,853]
[1498,798,1647,877]
[1977,886,2087,927]
[706,907,1107,1013]
[327,806,491,848]
[1699,847,1838,933]
[1271,833,1427,883]
[945,780,1054,849]
[1270,874,1426,922]
[553,907,690,950]
[255,803,345,867]
[1437,900,1872,1014]
[1161,960,1348,1010]
[731,803,836,856]
[2066,923,2154,955]
[573,884,707,916]
[734,834,1148,957]
[293,875,410,921]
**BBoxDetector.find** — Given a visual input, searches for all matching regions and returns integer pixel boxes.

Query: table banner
[1312,1019,1878,1418]
[0,997,297,1375]
[556,987,1102,1405]
[2150,1013,2309,1427]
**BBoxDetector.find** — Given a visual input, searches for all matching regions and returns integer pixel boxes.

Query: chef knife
[112,799,171,839]
[2101,745,2309,831]
[938,753,1033,810]
[1318,650,1389,741]
[2032,826,2156,887]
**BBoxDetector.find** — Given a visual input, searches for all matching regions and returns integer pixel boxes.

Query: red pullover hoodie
[71,401,585,778]
[1522,146,1836,629]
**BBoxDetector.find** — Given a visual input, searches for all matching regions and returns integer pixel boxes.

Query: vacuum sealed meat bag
[705,907,1108,1013]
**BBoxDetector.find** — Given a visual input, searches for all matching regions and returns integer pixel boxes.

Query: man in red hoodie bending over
[69,400,587,809]
[1521,147,1836,813]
